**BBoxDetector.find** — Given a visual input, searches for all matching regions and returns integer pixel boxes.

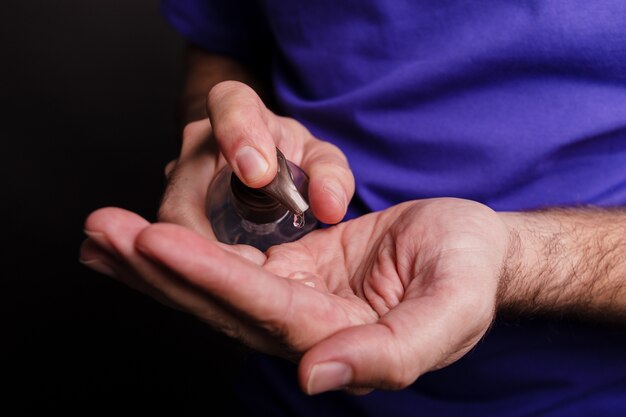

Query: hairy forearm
[498,207,626,320]
[180,44,267,124]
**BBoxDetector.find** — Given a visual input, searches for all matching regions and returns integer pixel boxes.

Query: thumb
[298,293,490,395]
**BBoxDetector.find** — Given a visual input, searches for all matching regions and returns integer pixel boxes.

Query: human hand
[80,197,510,394]
[159,80,354,238]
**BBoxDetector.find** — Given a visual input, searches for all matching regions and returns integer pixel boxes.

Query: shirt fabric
[161,1,626,415]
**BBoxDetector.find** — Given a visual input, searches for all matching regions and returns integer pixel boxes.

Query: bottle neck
[230,174,289,224]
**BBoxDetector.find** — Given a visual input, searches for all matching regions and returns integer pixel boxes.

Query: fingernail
[84,230,115,253]
[235,146,269,183]
[324,182,346,210]
[79,258,117,278]
[306,361,352,395]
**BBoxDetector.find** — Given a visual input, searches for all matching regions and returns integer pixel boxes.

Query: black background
[3,1,243,414]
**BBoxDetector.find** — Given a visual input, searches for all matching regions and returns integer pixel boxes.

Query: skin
[80,46,626,396]
[158,79,354,238]
[81,198,508,395]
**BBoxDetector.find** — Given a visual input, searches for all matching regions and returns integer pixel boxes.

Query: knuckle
[208,80,246,102]
[218,107,252,133]
[164,159,177,178]
[157,192,187,224]
[331,163,354,181]
[181,123,196,140]
[157,190,202,229]
[220,324,243,342]
[383,361,416,390]
[385,372,416,390]
[306,142,351,173]
[324,142,349,163]
[377,325,419,390]
[156,204,179,224]
[314,164,354,191]
[279,116,306,134]
[193,304,246,343]
[182,120,207,142]
[213,107,262,149]
[312,140,349,165]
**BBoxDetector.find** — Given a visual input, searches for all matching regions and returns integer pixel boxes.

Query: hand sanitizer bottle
[206,148,318,251]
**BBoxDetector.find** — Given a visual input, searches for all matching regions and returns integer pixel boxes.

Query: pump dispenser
[206,148,318,251]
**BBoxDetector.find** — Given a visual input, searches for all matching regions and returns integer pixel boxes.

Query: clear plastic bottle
[206,148,318,252]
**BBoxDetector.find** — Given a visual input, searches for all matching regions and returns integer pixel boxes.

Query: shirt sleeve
[160,0,270,63]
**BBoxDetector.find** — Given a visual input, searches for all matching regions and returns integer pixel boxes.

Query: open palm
[81,198,509,394]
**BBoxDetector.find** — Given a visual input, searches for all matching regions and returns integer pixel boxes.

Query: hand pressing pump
[206,148,318,251]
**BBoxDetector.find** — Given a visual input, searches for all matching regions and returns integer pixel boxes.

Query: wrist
[496,208,626,320]
[496,211,566,315]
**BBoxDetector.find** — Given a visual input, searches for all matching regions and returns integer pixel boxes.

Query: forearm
[499,207,626,320]
[180,44,268,124]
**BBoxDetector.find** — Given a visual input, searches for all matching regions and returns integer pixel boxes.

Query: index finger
[207,81,278,188]
[135,222,355,352]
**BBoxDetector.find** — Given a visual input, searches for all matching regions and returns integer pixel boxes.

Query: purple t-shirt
[161,1,626,415]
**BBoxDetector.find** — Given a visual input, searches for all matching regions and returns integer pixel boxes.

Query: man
[81,1,626,415]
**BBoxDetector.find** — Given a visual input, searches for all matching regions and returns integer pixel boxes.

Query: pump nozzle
[229,148,310,223]
[260,148,309,215]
